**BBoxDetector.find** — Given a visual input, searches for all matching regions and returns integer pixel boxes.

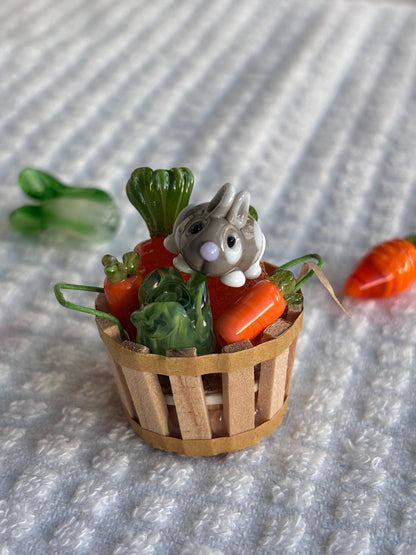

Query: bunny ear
[207,183,236,218]
[226,190,250,229]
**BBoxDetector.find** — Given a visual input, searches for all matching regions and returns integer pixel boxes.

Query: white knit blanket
[1,1,416,553]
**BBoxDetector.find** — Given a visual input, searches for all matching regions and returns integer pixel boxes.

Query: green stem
[54,283,126,340]
[280,253,325,292]
[405,235,416,247]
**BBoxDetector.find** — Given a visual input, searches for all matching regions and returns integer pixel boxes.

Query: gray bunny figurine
[164,183,266,287]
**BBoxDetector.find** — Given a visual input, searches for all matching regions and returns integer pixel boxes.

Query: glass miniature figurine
[9,168,120,241]
[344,235,416,298]
[131,266,216,355]
[164,183,266,287]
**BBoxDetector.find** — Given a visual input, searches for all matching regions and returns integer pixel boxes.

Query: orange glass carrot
[214,254,324,346]
[207,261,269,324]
[102,251,142,339]
[214,277,287,346]
[134,235,177,279]
[344,236,416,298]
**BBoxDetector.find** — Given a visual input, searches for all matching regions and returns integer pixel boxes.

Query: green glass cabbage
[131,267,215,355]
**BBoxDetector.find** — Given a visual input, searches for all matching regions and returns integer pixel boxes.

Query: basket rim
[96,302,303,377]
[95,260,303,377]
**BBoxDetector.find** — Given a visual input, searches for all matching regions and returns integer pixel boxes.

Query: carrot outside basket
[94,262,304,456]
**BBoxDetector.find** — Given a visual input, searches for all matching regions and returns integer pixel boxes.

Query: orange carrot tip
[344,236,416,299]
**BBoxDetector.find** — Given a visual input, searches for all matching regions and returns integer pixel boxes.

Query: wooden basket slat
[122,365,169,436]
[222,340,255,436]
[285,337,299,399]
[257,319,292,422]
[257,348,289,422]
[170,375,212,440]
[106,350,137,420]
[93,317,137,420]
[167,348,212,440]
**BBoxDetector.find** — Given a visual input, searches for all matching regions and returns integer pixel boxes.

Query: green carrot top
[126,167,194,237]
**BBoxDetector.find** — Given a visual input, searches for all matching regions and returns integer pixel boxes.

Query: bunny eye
[227,236,236,248]
[189,221,204,234]
[224,233,242,264]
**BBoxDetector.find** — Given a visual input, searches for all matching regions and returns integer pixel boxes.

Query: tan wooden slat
[257,351,289,421]
[108,357,137,420]
[167,348,212,440]
[257,319,291,421]
[122,368,169,436]
[285,302,303,324]
[122,343,169,436]
[94,317,136,418]
[285,337,299,398]
[222,340,255,436]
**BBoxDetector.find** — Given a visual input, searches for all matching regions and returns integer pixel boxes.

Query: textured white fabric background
[1,1,416,553]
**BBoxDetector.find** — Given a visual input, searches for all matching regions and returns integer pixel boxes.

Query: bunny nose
[200,241,219,261]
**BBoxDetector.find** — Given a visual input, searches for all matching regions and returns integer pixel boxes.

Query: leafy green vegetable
[131,267,215,355]
[19,168,66,200]
[10,168,120,242]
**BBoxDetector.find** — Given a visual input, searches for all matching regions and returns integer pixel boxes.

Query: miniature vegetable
[215,254,324,345]
[214,276,287,346]
[131,267,215,355]
[344,236,416,298]
[207,263,269,323]
[10,168,120,241]
[102,251,141,339]
[126,167,194,278]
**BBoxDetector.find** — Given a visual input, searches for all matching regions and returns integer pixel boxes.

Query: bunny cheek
[224,236,242,266]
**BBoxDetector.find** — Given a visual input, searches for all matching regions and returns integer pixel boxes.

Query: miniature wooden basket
[95,266,303,456]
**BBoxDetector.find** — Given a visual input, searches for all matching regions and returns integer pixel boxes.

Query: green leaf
[18,168,65,200]
[269,268,296,300]
[132,267,215,355]
[9,205,48,233]
[126,167,194,236]
[249,205,258,221]
[138,266,190,307]
[102,251,139,282]
[131,302,196,355]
